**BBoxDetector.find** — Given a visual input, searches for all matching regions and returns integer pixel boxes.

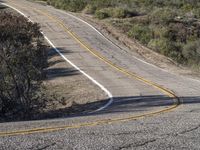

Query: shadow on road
[1,47,200,123]
[45,47,80,80]
[1,95,197,123]
[35,95,200,120]
[0,3,7,10]
[48,47,74,59]
[45,67,79,80]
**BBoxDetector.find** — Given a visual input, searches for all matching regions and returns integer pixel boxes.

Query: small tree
[0,12,48,119]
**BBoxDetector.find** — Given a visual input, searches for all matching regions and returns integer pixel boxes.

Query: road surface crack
[117,139,156,149]
[179,124,200,135]
[159,124,200,139]
[29,142,56,150]
[109,131,142,136]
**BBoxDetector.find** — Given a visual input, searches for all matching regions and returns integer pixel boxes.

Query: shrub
[163,23,188,43]
[46,0,87,12]
[150,7,177,24]
[148,38,184,62]
[90,0,116,9]
[152,26,168,39]
[111,8,127,18]
[111,7,131,18]
[67,0,87,12]
[0,12,48,119]
[95,9,110,19]
[83,4,96,14]
[128,24,153,44]
[181,4,193,12]
[193,8,200,18]
[95,7,138,19]
[182,40,200,65]
[148,38,168,53]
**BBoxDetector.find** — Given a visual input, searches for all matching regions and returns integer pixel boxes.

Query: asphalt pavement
[0,0,200,149]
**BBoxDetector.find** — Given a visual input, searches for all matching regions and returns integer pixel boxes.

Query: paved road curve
[1,0,200,149]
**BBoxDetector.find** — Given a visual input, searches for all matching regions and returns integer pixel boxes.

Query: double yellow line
[0,2,180,137]
[36,9,178,99]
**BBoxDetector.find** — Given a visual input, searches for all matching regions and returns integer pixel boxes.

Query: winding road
[1,0,200,149]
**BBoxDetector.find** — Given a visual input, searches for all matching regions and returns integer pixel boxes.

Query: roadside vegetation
[0,6,106,122]
[41,0,200,69]
[0,10,49,121]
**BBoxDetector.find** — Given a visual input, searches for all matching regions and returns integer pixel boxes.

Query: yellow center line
[0,2,181,137]
[36,9,177,99]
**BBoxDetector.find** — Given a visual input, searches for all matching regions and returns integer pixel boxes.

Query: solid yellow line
[0,3,180,137]
[0,103,178,137]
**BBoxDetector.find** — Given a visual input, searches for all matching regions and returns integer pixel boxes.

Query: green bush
[128,24,153,44]
[111,8,129,18]
[148,38,184,62]
[150,7,177,24]
[111,8,126,18]
[95,7,138,19]
[67,0,87,12]
[152,26,168,39]
[183,40,200,65]
[90,0,116,9]
[170,24,187,42]
[47,0,87,12]
[95,9,110,19]
[148,38,168,53]
[181,4,193,12]
[193,8,200,18]
[83,4,96,14]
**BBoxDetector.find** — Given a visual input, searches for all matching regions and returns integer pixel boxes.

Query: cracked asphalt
[1,109,200,149]
[0,0,200,149]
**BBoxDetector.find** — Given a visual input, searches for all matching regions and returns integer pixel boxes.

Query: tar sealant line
[2,3,114,113]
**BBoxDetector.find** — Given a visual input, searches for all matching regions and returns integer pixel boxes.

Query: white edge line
[59,11,172,71]
[55,9,200,83]
[2,3,113,113]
